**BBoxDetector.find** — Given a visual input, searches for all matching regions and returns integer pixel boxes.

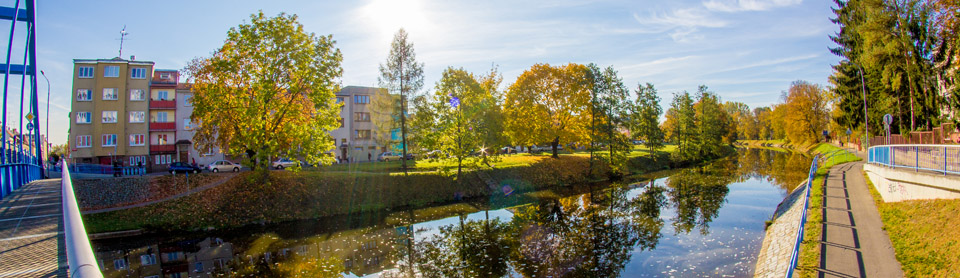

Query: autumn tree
[662,91,696,159]
[379,28,424,173]
[186,12,343,171]
[753,107,773,140]
[630,83,664,151]
[504,63,591,158]
[371,87,400,152]
[782,81,832,143]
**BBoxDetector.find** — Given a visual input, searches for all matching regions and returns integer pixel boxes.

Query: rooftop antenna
[118,25,129,58]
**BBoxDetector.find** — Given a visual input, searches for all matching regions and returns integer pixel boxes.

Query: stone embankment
[753,180,808,278]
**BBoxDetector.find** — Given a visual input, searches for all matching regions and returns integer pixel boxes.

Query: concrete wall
[864,163,960,202]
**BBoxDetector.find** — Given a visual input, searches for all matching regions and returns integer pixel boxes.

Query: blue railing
[64,163,146,176]
[786,154,820,278]
[60,161,104,277]
[0,0,43,199]
[868,144,960,175]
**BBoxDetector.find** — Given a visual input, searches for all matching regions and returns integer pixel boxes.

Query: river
[91,148,813,277]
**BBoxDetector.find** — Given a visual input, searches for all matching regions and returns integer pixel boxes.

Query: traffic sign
[883,114,893,126]
[25,122,33,131]
[846,128,852,135]
[24,112,33,122]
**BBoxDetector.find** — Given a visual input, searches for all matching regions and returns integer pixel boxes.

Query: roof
[73,58,154,66]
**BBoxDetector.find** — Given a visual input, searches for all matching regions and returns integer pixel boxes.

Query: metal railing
[868,144,960,175]
[66,163,146,176]
[786,154,820,278]
[61,161,103,277]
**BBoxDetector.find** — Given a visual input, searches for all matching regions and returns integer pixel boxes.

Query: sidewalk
[817,161,903,277]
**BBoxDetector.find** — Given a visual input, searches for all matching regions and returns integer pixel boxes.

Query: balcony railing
[149,122,176,131]
[150,144,175,153]
[149,99,176,109]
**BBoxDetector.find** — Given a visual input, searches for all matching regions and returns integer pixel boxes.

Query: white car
[272,158,300,169]
[377,152,403,162]
[206,160,242,173]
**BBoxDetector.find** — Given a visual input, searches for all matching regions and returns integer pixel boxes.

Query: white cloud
[703,0,803,12]
[633,8,728,29]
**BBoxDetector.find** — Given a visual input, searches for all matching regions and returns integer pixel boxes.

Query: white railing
[61,161,103,277]
[868,144,960,175]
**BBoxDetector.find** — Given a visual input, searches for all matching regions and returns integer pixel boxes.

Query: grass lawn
[796,143,862,277]
[863,173,960,277]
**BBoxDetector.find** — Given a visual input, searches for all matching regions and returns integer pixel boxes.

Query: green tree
[431,67,496,180]
[587,64,632,174]
[693,86,732,158]
[663,91,696,160]
[753,107,773,140]
[186,12,343,171]
[630,83,664,151]
[379,28,425,173]
[504,63,591,158]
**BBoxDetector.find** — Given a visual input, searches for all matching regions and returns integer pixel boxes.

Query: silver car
[272,158,300,169]
[206,160,242,173]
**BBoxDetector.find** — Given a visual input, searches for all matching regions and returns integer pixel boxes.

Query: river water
[91,148,812,277]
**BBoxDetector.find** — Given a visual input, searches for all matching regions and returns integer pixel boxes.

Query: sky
[22,0,840,145]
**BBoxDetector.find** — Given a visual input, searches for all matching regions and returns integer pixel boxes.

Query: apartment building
[148,70,178,171]
[331,86,400,162]
[175,84,227,167]
[68,57,152,166]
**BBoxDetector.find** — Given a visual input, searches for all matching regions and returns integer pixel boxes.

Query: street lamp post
[40,70,49,176]
[855,64,869,149]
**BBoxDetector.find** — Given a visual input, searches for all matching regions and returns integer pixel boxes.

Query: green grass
[863,173,960,277]
[796,143,862,277]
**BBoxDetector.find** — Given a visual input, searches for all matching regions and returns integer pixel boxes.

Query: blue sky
[30,0,839,144]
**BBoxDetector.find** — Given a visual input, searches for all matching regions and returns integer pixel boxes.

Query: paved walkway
[818,161,902,277]
[0,179,67,277]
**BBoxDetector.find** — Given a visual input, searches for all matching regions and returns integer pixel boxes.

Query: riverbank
[84,146,718,234]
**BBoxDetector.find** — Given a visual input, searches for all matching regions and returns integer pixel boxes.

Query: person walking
[137,161,143,176]
[368,152,372,162]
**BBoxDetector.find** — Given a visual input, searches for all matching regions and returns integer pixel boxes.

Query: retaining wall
[864,163,960,202]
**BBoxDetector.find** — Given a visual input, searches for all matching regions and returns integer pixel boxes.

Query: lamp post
[40,70,49,176]
[854,63,869,149]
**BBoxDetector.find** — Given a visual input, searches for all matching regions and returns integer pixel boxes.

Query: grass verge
[795,143,861,277]
[863,173,960,277]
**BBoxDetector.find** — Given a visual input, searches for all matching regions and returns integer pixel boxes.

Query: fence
[65,163,146,176]
[868,145,960,175]
[61,161,104,277]
[0,0,44,199]
[786,154,820,278]
[868,122,956,146]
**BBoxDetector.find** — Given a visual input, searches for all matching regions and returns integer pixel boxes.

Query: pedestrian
[137,161,143,176]
[336,155,341,164]
[368,152,372,162]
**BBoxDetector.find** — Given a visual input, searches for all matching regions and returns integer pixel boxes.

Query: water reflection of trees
[735,148,812,191]
[403,182,667,278]
[666,161,734,234]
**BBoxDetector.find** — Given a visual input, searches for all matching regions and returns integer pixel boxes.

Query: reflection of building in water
[96,237,233,278]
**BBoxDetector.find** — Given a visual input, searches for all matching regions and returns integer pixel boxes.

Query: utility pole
[857,64,869,149]
[40,70,48,176]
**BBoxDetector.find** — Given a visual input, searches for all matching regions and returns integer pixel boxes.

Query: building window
[102,134,117,147]
[160,73,170,80]
[131,68,146,79]
[194,262,203,273]
[78,66,94,78]
[355,130,371,139]
[165,252,182,261]
[102,111,117,123]
[336,97,344,104]
[113,258,127,270]
[130,134,145,146]
[354,95,369,104]
[157,90,169,100]
[76,135,91,148]
[155,154,172,165]
[129,111,145,123]
[130,89,145,101]
[76,89,92,101]
[140,254,157,266]
[183,119,193,130]
[155,111,169,122]
[103,88,118,100]
[129,156,146,166]
[75,112,91,124]
[184,95,192,106]
[354,112,370,122]
[104,66,119,78]
[157,134,168,145]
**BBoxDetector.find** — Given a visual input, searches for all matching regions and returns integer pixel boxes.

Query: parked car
[423,150,442,159]
[500,146,518,154]
[169,162,202,174]
[207,160,242,173]
[378,152,403,162]
[272,158,300,169]
[632,140,645,145]
[405,153,417,160]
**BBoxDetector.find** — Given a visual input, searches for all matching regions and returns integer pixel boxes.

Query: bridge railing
[868,144,960,175]
[60,161,103,278]
[786,154,820,278]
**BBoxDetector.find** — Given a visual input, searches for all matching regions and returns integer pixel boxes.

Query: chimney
[130,55,135,61]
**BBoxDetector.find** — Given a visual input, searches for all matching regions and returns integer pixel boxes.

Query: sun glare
[361,0,432,41]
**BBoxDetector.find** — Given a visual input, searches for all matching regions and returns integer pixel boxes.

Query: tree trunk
[551,137,559,158]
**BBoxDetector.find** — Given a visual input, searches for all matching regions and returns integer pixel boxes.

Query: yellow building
[68,57,152,166]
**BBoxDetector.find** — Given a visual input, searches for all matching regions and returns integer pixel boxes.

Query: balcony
[150,144,175,153]
[150,99,176,109]
[150,122,176,131]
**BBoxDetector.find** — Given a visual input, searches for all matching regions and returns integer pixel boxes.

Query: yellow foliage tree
[504,63,591,158]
